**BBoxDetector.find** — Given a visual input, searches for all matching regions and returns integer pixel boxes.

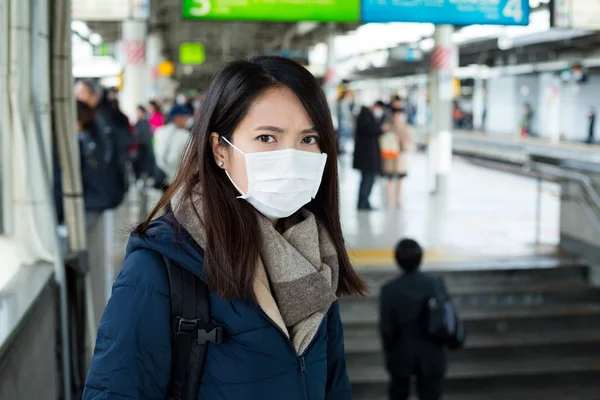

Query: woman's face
[148,104,156,114]
[211,86,321,195]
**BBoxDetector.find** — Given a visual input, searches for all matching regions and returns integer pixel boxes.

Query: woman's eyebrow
[254,125,285,133]
[254,126,318,134]
[301,127,318,134]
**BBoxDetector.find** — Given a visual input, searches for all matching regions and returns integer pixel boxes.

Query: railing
[525,161,600,246]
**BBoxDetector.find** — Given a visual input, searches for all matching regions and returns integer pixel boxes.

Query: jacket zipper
[299,356,308,400]
[247,302,324,399]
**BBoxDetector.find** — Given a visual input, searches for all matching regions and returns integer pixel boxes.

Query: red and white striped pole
[120,19,147,120]
[428,25,457,196]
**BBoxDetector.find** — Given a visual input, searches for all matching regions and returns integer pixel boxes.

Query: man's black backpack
[162,256,223,400]
[426,276,466,350]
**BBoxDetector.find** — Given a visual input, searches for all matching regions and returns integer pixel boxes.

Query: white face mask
[221,137,327,219]
[373,108,384,119]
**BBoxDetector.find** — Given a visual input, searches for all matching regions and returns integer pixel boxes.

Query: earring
[217,161,224,168]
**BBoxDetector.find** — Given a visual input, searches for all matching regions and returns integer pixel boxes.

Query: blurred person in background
[389,95,404,119]
[148,100,165,133]
[379,239,453,400]
[520,103,534,138]
[153,105,192,192]
[354,101,386,210]
[380,109,415,209]
[83,56,364,400]
[587,106,596,144]
[132,105,157,181]
[336,90,355,155]
[452,101,464,129]
[75,80,133,209]
[192,93,204,120]
[54,101,111,227]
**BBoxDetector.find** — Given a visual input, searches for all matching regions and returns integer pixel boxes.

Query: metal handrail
[528,162,600,211]
[525,161,600,245]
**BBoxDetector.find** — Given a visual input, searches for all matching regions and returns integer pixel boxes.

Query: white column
[473,76,485,131]
[120,19,147,120]
[538,73,561,143]
[324,23,338,118]
[428,25,456,196]
[416,76,428,126]
[146,33,162,102]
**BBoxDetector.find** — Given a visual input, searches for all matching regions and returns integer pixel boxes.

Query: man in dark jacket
[132,105,157,180]
[587,107,596,144]
[379,239,446,400]
[353,101,386,210]
[75,80,133,209]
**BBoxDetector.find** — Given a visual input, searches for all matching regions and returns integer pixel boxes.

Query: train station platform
[340,152,560,266]
[414,129,600,167]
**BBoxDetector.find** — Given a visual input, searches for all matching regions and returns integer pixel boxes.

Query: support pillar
[324,23,338,114]
[146,33,163,103]
[416,76,428,126]
[428,25,456,196]
[473,75,485,131]
[120,19,147,120]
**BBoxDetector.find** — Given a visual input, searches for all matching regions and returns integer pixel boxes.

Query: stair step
[341,302,600,324]
[348,356,600,383]
[355,262,587,293]
[347,282,600,307]
[346,341,600,369]
[352,380,600,400]
[344,328,600,354]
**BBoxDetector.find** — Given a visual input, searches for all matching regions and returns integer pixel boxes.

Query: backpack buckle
[197,326,223,345]
[174,317,201,334]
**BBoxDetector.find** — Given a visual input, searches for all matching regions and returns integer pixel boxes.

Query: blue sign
[361,0,530,26]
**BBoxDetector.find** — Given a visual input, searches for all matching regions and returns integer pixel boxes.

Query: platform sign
[179,43,206,65]
[182,0,360,22]
[72,0,149,21]
[362,0,529,26]
[72,0,130,21]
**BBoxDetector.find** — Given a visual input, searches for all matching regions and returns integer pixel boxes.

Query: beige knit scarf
[172,185,339,355]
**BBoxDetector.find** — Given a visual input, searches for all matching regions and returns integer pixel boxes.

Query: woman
[83,56,366,400]
[148,99,165,133]
[381,110,414,208]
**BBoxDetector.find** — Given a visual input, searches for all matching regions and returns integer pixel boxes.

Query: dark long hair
[136,56,366,300]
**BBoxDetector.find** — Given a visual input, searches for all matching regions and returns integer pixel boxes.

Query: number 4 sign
[503,0,525,24]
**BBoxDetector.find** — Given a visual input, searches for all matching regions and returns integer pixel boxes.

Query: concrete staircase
[342,259,600,400]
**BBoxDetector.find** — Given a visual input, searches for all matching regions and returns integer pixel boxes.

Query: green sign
[182,0,360,22]
[94,43,115,57]
[179,43,206,65]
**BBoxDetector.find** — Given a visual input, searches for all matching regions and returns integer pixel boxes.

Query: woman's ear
[210,132,227,168]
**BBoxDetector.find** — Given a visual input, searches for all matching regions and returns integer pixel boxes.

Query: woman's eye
[258,135,275,143]
[302,136,318,145]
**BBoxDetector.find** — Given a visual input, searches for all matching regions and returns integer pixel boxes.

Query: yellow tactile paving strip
[348,246,560,266]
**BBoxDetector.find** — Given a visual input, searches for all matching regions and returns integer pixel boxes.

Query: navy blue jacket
[83,217,352,399]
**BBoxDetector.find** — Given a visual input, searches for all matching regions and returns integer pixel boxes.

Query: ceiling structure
[348,31,600,81]
[86,0,358,89]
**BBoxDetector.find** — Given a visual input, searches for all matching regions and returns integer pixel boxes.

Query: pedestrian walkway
[339,153,560,265]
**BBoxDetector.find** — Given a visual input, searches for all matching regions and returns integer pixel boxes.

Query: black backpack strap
[163,256,222,400]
